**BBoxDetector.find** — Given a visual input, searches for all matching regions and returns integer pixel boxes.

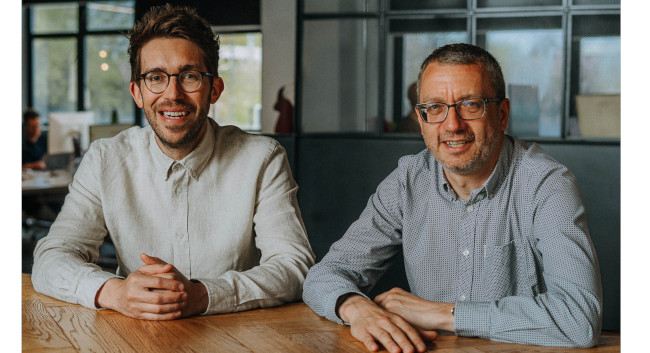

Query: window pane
[31,3,78,34]
[302,19,379,133]
[385,17,468,133]
[477,0,562,7]
[579,37,620,94]
[390,0,466,11]
[570,14,620,138]
[304,0,378,13]
[211,32,262,131]
[573,0,619,5]
[86,1,135,31]
[32,38,78,124]
[85,35,133,125]
[479,17,563,137]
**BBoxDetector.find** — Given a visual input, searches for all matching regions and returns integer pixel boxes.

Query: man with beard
[303,43,602,351]
[32,4,315,320]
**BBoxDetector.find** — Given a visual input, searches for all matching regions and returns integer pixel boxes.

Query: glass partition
[302,19,379,133]
[478,16,564,138]
[304,0,378,13]
[385,17,468,133]
[569,14,620,138]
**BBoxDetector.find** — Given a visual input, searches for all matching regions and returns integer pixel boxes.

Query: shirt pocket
[483,240,531,300]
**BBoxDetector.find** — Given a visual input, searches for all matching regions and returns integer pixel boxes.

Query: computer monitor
[47,112,94,155]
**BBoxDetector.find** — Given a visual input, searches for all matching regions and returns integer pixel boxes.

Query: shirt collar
[148,119,216,181]
[482,135,513,200]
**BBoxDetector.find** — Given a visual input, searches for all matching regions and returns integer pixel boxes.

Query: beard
[427,116,503,176]
[144,96,211,150]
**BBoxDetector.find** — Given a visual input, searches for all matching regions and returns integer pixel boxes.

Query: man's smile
[161,111,190,120]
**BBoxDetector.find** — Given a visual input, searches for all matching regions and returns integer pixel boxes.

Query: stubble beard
[427,117,502,176]
[146,97,210,150]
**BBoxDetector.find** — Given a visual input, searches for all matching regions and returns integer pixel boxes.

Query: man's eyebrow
[420,96,444,103]
[420,94,481,103]
[179,64,203,71]
[142,65,203,74]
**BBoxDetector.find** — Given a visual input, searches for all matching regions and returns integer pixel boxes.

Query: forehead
[139,37,206,72]
[419,62,494,101]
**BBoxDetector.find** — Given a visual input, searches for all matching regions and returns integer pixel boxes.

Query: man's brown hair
[127,4,220,83]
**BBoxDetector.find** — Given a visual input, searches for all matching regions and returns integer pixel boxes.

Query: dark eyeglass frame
[139,69,216,94]
[415,98,504,124]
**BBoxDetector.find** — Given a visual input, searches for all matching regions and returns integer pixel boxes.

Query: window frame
[24,1,140,126]
[296,0,620,142]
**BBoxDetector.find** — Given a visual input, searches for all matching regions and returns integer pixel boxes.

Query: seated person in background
[303,43,602,352]
[394,82,421,133]
[33,4,315,320]
[22,109,47,170]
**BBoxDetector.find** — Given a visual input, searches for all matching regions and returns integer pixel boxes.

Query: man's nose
[441,105,466,132]
[162,76,185,99]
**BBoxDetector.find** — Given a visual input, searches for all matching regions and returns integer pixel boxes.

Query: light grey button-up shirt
[33,118,315,314]
[303,136,602,348]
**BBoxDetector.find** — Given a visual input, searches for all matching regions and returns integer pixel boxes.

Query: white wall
[260,0,296,134]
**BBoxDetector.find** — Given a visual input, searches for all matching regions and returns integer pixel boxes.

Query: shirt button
[460,294,466,301]
[463,249,470,257]
[177,232,184,238]
[466,205,474,212]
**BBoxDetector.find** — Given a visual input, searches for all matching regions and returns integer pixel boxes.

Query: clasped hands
[95,253,208,320]
[338,288,455,353]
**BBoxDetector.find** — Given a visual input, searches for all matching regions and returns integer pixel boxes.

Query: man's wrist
[337,293,366,323]
[95,278,121,309]
[188,279,209,316]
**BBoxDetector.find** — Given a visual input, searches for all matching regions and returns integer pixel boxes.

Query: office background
[21,0,620,331]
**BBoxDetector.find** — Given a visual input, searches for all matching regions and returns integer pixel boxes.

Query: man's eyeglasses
[139,69,216,94]
[415,98,504,123]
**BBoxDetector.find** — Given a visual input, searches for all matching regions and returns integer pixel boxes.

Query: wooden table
[23,274,620,352]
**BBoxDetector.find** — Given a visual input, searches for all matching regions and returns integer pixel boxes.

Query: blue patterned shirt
[303,136,602,348]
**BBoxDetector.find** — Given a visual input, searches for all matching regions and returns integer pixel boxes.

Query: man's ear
[498,98,510,132]
[130,81,144,108]
[210,77,225,104]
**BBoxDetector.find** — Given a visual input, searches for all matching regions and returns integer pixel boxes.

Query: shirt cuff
[453,301,491,339]
[82,272,123,310]
[195,277,236,315]
[326,288,369,325]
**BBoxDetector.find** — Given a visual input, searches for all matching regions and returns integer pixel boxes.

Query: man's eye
[182,72,200,81]
[148,73,165,82]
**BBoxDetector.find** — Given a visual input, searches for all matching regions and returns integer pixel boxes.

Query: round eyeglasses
[139,69,216,94]
[415,98,504,123]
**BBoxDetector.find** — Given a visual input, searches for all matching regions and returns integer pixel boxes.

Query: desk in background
[22,169,73,195]
[22,274,620,353]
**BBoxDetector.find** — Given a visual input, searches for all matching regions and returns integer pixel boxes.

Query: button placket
[170,166,191,276]
[457,201,476,302]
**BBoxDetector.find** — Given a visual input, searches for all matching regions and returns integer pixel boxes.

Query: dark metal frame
[295,0,620,143]
[24,1,141,126]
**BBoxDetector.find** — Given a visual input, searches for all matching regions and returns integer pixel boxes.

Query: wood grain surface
[22,274,619,352]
